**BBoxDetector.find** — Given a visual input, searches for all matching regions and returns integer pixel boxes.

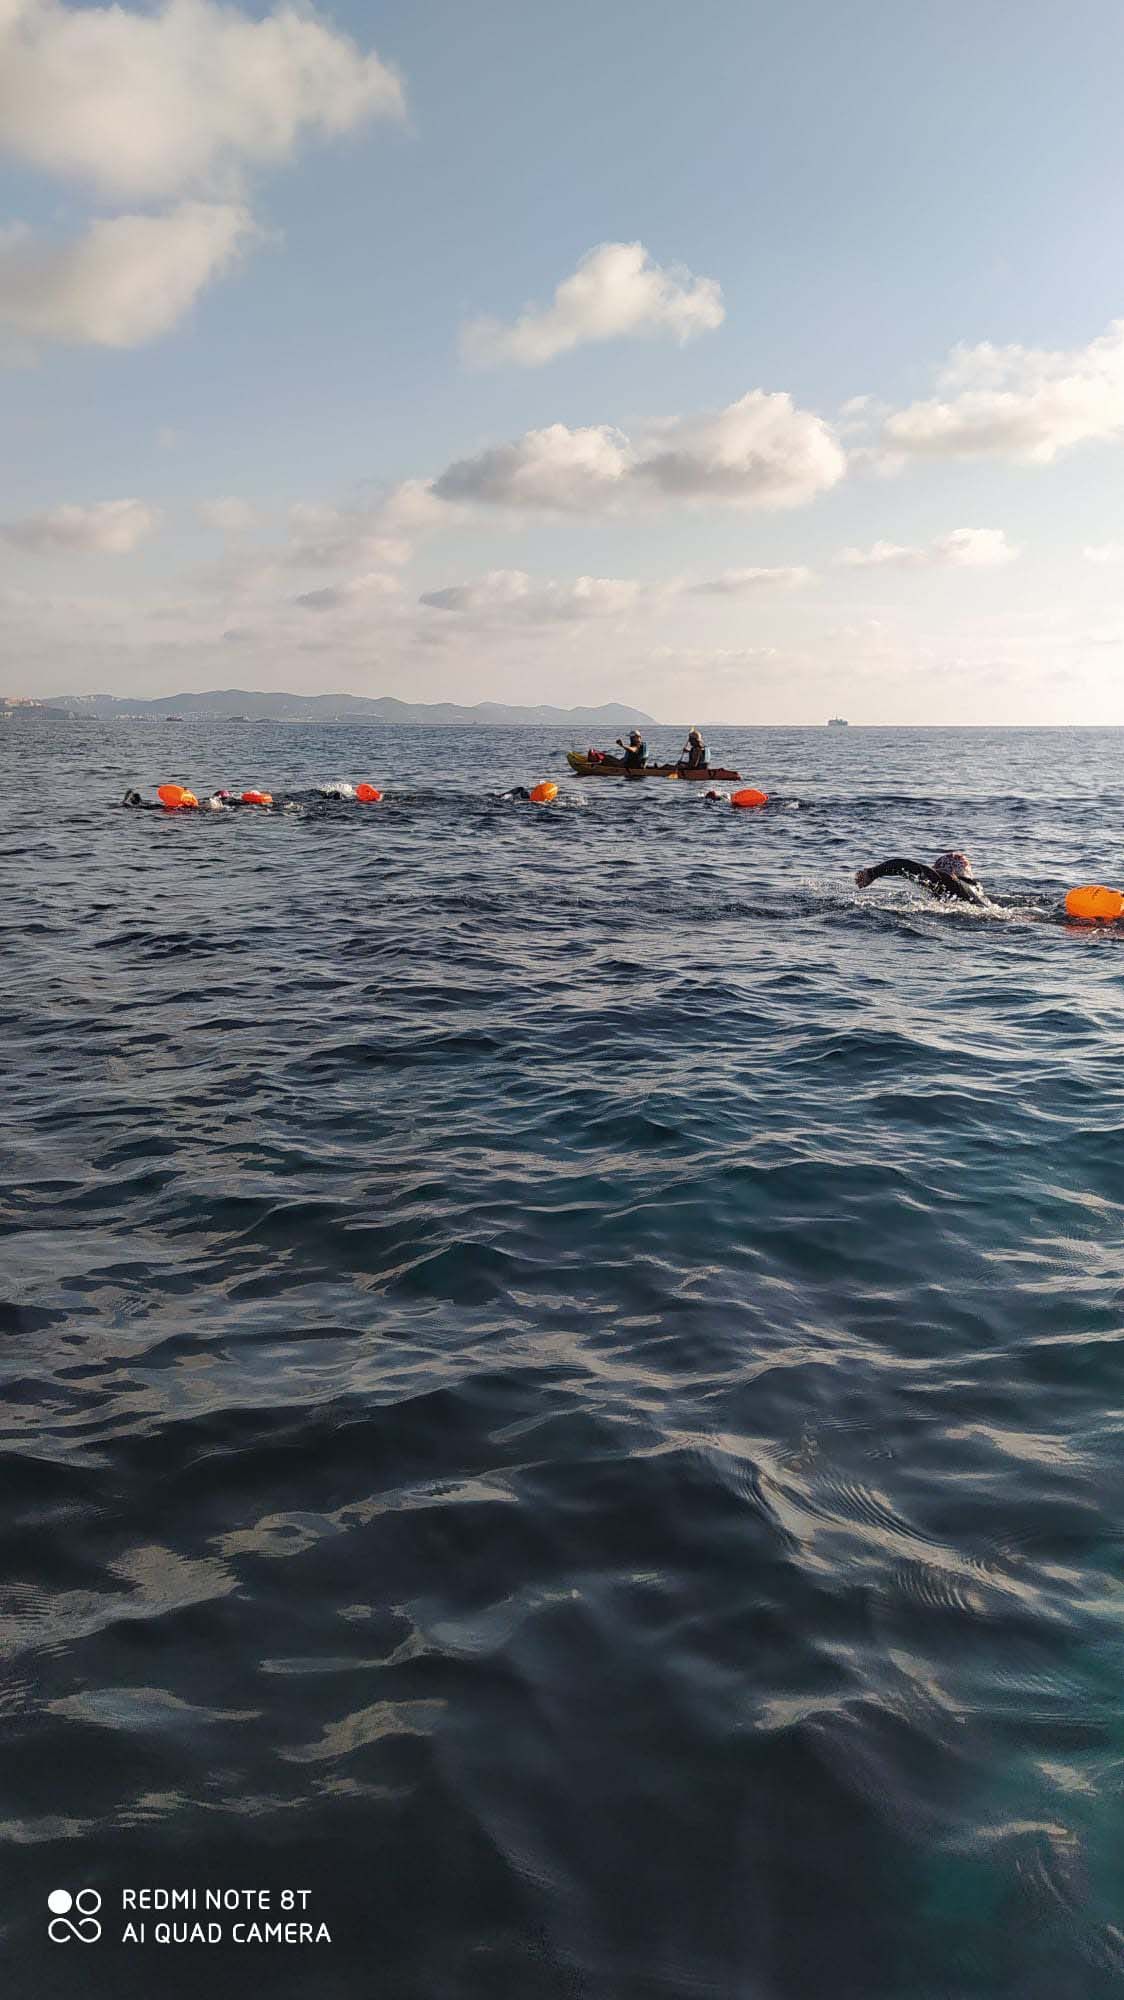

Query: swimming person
[679,727,708,770]
[854,850,988,907]
[616,729,648,770]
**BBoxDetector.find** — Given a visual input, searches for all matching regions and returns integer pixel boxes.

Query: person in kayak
[679,727,708,770]
[854,850,988,907]
[616,728,647,770]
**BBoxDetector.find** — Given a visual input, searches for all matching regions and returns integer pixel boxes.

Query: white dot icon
[48,1890,72,1915]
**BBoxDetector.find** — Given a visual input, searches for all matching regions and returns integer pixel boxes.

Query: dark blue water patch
[5,722,1124,1998]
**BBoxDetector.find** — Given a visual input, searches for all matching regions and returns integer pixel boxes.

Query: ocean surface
[3,719,1124,2000]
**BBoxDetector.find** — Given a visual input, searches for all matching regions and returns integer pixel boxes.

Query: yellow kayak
[566,752,742,780]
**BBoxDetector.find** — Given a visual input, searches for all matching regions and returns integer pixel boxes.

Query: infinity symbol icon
[48,1888,102,1943]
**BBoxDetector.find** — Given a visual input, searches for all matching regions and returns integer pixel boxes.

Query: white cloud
[0,497,160,553]
[837,528,1018,569]
[182,480,442,612]
[935,528,1018,567]
[637,391,845,507]
[0,202,255,347]
[420,562,814,620]
[434,424,632,511]
[292,572,400,612]
[690,565,812,593]
[433,391,844,514]
[1083,544,1124,565]
[198,497,260,534]
[420,569,642,622]
[836,540,925,569]
[285,502,414,571]
[462,240,724,367]
[374,479,448,537]
[882,320,1124,464]
[0,0,403,201]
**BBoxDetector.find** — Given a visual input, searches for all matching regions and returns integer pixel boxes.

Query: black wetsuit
[856,859,987,907]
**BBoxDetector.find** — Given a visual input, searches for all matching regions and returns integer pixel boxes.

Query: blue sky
[2,0,1124,719]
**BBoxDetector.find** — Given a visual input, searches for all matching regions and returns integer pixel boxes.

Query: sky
[2,0,1124,721]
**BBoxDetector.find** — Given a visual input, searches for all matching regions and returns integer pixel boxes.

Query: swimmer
[502,785,532,801]
[854,849,988,907]
[121,789,164,810]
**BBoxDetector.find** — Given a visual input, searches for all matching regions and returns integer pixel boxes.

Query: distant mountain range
[46,689,657,727]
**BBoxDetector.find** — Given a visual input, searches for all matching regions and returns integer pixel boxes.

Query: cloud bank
[421,570,643,622]
[420,563,812,622]
[837,529,1018,569]
[689,565,812,593]
[0,0,403,199]
[434,391,845,514]
[1,498,160,553]
[0,0,402,351]
[882,320,1124,464]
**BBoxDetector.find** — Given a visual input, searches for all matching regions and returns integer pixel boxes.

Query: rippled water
[4,720,1124,1999]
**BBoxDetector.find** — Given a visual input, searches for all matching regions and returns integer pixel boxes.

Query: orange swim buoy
[355,783,382,803]
[730,787,768,809]
[157,784,198,810]
[1065,884,1124,922]
[530,781,558,805]
[241,790,272,806]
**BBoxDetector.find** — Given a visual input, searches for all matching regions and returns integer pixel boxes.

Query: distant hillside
[49,689,657,727]
[1,698,68,718]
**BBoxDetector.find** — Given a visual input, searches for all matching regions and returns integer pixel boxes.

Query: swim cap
[934,851,975,880]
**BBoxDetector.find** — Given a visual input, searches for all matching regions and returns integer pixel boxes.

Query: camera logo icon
[48,1889,103,1943]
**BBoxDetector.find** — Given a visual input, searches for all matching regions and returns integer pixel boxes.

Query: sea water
[3,721,1124,1999]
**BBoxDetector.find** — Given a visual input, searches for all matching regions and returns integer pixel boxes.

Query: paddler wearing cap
[854,850,989,908]
[615,728,648,771]
[678,727,708,771]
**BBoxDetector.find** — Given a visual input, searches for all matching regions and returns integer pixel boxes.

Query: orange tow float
[157,784,198,810]
[730,787,768,810]
[530,781,558,805]
[241,790,272,806]
[1065,885,1124,922]
[355,783,382,803]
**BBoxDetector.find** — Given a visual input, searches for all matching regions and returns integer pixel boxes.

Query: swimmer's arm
[855,859,990,906]
[854,858,944,892]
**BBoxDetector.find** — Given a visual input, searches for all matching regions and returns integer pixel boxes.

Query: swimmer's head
[934,850,976,881]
